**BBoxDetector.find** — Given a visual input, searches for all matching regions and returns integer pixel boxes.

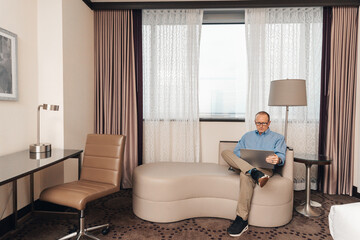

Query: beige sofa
[133,141,294,227]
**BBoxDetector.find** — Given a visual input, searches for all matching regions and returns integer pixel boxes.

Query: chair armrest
[281,148,294,182]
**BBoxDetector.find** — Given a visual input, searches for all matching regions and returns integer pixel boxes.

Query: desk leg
[296,163,321,217]
[30,173,34,212]
[78,153,82,180]
[12,180,17,229]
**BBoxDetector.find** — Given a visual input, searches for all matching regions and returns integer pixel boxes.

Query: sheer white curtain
[245,8,323,190]
[142,9,203,163]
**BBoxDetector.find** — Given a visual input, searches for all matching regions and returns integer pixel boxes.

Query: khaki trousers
[221,150,273,220]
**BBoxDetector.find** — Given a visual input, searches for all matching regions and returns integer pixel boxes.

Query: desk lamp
[29,104,59,153]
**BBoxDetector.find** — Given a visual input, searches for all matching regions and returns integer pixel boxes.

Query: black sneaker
[250,169,270,187]
[227,215,249,237]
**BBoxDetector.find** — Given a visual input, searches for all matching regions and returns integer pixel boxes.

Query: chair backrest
[218,141,293,181]
[218,141,238,166]
[81,134,126,188]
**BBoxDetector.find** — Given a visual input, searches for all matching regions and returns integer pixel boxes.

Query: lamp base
[29,151,52,159]
[29,143,51,153]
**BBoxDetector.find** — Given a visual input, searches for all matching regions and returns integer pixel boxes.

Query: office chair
[40,134,126,240]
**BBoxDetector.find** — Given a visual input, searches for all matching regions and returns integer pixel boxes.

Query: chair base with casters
[58,210,109,240]
[39,134,126,240]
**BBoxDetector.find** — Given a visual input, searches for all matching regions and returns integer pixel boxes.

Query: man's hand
[266,154,280,165]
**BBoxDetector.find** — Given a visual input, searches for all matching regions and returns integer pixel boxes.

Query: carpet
[6,190,359,240]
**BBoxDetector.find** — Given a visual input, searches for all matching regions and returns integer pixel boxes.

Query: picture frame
[0,27,18,101]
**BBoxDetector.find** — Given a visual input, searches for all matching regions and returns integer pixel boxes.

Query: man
[221,111,286,237]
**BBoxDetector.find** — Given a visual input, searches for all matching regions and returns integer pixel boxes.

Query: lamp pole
[284,105,289,142]
[37,104,44,145]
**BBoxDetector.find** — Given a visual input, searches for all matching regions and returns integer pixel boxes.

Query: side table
[294,154,332,217]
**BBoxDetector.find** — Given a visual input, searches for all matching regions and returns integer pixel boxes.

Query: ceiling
[83,0,360,10]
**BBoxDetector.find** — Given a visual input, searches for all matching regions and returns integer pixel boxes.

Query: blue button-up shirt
[233,128,287,166]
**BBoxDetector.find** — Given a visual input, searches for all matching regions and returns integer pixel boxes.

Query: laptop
[240,149,276,169]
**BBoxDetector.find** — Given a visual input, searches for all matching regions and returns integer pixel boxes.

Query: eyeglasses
[255,122,269,126]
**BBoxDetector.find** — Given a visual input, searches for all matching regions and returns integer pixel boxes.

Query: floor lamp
[268,79,307,142]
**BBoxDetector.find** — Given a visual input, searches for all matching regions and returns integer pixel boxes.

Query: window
[199,23,248,120]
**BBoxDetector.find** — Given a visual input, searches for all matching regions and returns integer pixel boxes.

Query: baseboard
[353,186,360,199]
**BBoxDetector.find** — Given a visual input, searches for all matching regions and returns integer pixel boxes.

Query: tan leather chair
[40,134,126,240]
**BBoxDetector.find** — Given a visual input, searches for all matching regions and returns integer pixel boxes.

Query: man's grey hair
[255,111,270,121]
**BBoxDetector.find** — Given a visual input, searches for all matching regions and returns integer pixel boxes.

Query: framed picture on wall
[0,27,18,101]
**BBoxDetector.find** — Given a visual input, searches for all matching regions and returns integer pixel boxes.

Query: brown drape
[94,10,138,188]
[318,7,332,190]
[133,10,143,167]
[322,6,358,195]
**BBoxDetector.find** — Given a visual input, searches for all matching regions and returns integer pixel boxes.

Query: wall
[0,0,39,220]
[62,0,94,182]
[37,0,65,195]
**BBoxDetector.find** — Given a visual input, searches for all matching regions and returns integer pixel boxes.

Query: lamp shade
[268,79,307,106]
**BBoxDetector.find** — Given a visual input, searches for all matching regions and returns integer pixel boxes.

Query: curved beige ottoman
[133,144,294,227]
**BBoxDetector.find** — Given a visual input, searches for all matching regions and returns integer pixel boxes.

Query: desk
[0,149,83,229]
[294,154,331,217]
